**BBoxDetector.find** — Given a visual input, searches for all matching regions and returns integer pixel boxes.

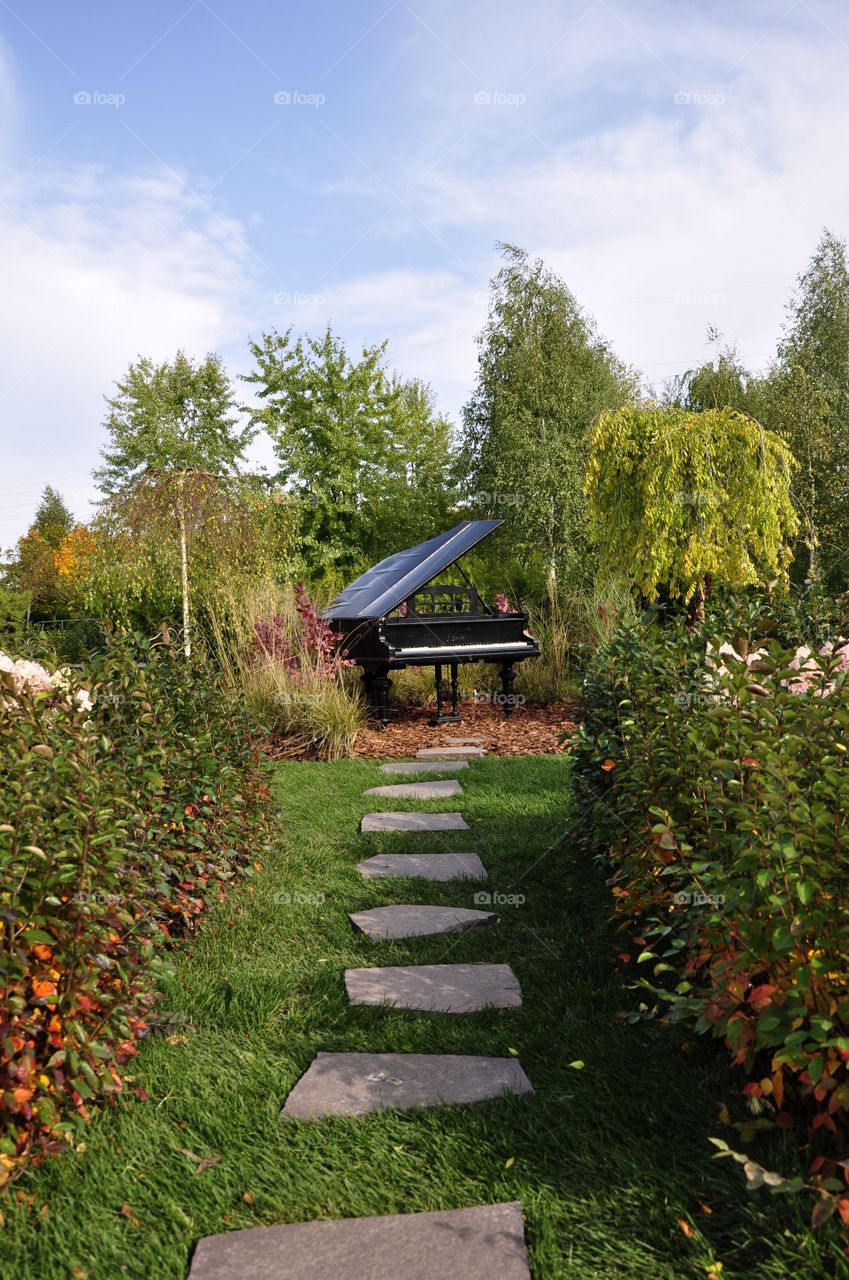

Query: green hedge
[0,634,272,1186]
[573,592,849,1153]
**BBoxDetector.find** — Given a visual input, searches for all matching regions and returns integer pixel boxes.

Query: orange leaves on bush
[601,758,616,771]
[31,979,57,1000]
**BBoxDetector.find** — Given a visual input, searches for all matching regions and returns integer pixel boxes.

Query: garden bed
[265,697,579,760]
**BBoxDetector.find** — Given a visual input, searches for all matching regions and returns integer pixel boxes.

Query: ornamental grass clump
[242,583,364,759]
[574,592,849,1171]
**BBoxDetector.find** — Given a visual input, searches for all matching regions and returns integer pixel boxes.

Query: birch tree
[94,351,252,656]
[460,244,635,597]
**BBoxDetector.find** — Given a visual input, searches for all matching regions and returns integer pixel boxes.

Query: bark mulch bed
[265,699,580,761]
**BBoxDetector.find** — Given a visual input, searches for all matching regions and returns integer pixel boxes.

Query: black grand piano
[323,519,540,726]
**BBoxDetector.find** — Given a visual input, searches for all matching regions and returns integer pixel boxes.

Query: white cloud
[0,162,259,550]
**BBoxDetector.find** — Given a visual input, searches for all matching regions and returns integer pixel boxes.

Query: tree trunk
[178,471,191,659]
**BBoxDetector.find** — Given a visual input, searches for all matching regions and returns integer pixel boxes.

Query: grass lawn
[1,753,847,1278]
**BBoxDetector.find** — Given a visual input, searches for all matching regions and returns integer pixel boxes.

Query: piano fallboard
[381,613,538,667]
[327,611,540,671]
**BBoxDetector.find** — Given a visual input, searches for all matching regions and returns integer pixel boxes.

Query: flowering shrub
[494,592,511,613]
[0,633,271,1186]
[573,593,849,1179]
[0,652,93,712]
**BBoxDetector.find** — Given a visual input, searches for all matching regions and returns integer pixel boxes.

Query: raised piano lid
[323,519,503,621]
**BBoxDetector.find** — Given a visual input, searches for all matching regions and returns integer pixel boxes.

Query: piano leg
[362,668,391,728]
[372,670,391,729]
[430,662,462,726]
[500,663,518,717]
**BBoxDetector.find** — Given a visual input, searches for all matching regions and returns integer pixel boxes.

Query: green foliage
[95,351,252,494]
[573,591,849,1158]
[0,588,30,642]
[245,326,456,582]
[0,634,271,1179]
[767,229,849,589]
[31,487,74,551]
[461,243,635,591]
[93,351,256,656]
[585,405,799,604]
[666,331,762,416]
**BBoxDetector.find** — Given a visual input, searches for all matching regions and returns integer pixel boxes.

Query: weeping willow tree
[584,405,799,617]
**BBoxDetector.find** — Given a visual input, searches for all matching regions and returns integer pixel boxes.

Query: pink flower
[0,653,55,696]
[494,592,511,614]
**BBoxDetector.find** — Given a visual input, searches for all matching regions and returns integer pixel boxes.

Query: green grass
[1,754,848,1278]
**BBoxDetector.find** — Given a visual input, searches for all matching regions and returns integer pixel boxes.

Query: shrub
[0,633,271,1186]
[573,590,849,1161]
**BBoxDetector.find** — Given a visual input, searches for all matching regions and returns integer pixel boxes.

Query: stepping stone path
[363,779,463,799]
[361,810,468,832]
[380,759,469,775]
[345,962,522,1013]
[350,903,495,940]
[188,1201,531,1280]
[195,740,534,1276]
[356,851,487,881]
[280,1052,533,1120]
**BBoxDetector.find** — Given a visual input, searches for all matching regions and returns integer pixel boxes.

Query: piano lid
[323,519,503,621]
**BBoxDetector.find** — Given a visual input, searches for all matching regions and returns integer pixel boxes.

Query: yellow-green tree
[584,405,799,613]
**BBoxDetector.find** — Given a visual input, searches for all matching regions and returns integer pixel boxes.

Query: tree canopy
[460,243,635,596]
[95,350,252,494]
[245,325,456,582]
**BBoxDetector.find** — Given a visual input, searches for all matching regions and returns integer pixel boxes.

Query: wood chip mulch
[263,699,580,762]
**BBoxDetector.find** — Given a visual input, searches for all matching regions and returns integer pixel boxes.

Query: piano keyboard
[392,641,534,656]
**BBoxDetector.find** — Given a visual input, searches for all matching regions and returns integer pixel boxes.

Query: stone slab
[363,779,463,799]
[356,852,486,881]
[188,1201,531,1280]
[417,746,485,759]
[345,963,522,1013]
[350,904,496,940]
[379,759,469,775]
[280,1051,534,1120]
[361,811,468,833]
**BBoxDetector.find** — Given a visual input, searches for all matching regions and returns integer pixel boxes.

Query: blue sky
[2,0,849,547]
